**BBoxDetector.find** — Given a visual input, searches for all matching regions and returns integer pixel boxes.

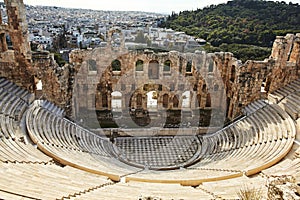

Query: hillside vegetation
[160,0,300,62]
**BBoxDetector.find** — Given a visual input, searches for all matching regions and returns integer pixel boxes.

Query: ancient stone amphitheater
[0,76,299,199]
[0,0,300,200]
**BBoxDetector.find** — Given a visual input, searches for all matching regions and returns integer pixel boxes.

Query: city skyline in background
[0,0,299,14]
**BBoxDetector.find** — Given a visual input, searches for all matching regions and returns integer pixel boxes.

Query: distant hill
[160,0,300,62]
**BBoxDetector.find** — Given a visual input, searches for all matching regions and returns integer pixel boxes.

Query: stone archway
[147,91,158,111]
[173,95,179,108]
[111,91,122,112]
[163,94,169,108]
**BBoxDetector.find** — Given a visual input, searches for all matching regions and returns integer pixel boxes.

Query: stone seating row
[105,101,295,185]
[0,162,113,200]
[0,78,54,164]
[26,101,246,185]
[189,103,295,173]
[25,97,296,185]
[268,78,300,104]
[0,78,33,139]
[198,175,268,199]
[26,101,141,182]
[0,137,51,163]
[0,78,33,104]
[73,181,213,200]
[279,90,300,120]
[37,99,64,116]
[243,99,268,115]
[124,102,295,185]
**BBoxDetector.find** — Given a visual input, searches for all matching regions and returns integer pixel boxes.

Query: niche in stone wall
[162,93,169,108]
[173,95,179,108]
[148,60,159,79]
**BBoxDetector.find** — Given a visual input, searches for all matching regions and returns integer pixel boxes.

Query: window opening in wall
[208,60,214,72]
[135,59,144,71]
[0,33,7,52]
[6,34,13,50]
[88,59,97,72]
[163,60,171,71]
[230,65,236,82]
[36,80,43,90]
[186,60,192,72]
[112,59,121,71]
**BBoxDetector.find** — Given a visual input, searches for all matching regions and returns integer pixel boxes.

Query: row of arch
[84,58,197,78]
[99,90,212,111]
[111,59,194,73]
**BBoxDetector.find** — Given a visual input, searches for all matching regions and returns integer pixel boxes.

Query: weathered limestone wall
[220,34,300,118]
[0,1,74,113]
[32,52,75,112]
[268,34,300,92]
[70,33,300,120]
[0,0,34,91]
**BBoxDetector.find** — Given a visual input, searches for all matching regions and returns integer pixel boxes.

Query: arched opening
[0,33,7,52]
[88,59,97,72]
[202,84,207,92]
[6,34,13,50]
[102,93,108,108]
[261,78,267,93]
[186,60,192,72]
[196,94,201,108]
[136,93,143,108]
[111,91,122,112]
[163,60,171,71]
[230,65,236,82]
[112,59,121,71]
[162,94,169,108]
[208,60,214,72]
[205,93,211,107]
[147,91,158,110]
[182,91,191,108]
[148,60,159,79]
[173,95,179,108]
[135,59,144,71]
[35,79,42,91]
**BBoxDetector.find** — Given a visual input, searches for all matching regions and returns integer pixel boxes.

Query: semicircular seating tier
[0,78,52,164]
[26,98,296,186]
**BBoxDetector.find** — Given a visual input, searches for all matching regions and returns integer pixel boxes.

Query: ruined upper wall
[0,0,33,91]
[70,33,300,119]
[0,0,299,121]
